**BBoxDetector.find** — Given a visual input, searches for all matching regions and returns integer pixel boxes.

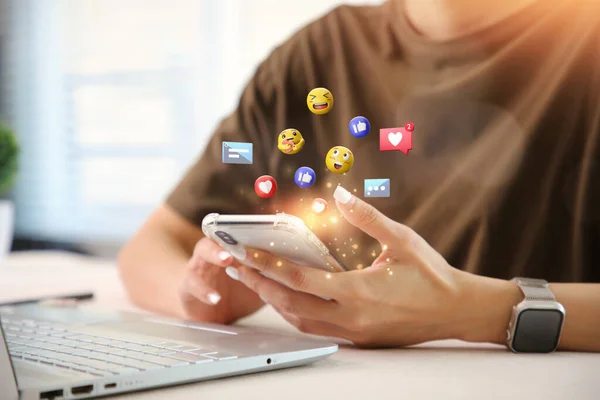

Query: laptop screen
[0,317,20,400]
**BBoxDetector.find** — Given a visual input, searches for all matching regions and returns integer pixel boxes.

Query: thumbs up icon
[349,116,371,138]
[294,166,316,188]
[300,173,313,183]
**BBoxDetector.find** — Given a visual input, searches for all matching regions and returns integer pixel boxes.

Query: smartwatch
[506,277,565,353]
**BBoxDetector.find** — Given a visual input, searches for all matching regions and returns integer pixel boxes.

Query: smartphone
[202,213,347,273]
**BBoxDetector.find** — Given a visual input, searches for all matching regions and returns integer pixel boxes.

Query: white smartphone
[202,213,347,273]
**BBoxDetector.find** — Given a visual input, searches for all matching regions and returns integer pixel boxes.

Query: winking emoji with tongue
[277,129,305,155]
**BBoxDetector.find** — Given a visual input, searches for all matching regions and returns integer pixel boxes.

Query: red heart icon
[254,175,277,198]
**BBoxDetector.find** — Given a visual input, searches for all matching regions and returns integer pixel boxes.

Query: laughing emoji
[307,87,334,115]
[277,129,305,155]
[326,146,354,174]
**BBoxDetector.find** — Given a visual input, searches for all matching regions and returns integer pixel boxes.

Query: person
[118,0,600,351]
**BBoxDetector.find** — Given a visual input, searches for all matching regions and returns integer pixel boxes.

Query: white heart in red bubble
[312,198,328,214]
[254,175,277,198]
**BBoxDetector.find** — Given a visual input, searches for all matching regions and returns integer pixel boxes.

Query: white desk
[1,251,599,399]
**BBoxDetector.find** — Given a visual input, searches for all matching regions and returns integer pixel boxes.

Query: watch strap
[512,277,556,301]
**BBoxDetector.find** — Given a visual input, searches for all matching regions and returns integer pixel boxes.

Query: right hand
[178,237,265,324]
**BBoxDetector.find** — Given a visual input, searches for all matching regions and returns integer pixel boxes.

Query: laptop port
[71,385,93,395]
[40,389,64,399]
[104,383,117,390]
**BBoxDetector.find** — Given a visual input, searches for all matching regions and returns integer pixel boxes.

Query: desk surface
[1,251,598,400]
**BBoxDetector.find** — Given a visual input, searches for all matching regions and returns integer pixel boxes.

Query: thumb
[333,185,396,245]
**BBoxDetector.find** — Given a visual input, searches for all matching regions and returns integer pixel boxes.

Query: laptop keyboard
[2,318,238,377]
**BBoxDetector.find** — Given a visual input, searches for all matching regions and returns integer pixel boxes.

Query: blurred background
[0,0,382,259]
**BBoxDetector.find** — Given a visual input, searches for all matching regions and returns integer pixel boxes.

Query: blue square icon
[364,179,390,198]
[222,141,253,164]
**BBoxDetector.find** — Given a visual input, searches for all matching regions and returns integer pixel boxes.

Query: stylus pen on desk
[0,292,94,307]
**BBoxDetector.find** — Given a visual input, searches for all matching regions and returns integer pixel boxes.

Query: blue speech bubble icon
[364,178,390,198]
[349,116,370,138]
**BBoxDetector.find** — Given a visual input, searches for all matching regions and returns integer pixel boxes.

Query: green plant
[0,122,19,196]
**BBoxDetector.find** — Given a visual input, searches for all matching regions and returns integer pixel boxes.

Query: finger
[180,264,222,306]
[186,238,244,305]
[240,248,350,299]
[276,309,353,341]
[230,266,343,323]
[191,237,243,269]
[333,185,408,245]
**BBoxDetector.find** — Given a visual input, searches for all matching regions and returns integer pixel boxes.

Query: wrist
[453,271,523,345]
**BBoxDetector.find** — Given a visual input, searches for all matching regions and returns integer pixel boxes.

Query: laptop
[0,303,338,399]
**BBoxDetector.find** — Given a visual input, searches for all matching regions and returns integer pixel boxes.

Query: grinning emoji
[326,146,354,174]
[307,87,334,115]
[277,129,305,154]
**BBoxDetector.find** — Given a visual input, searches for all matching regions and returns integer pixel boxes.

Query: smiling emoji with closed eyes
[307,87,334,115]
[277,129,305,154]
[326,146,354,174]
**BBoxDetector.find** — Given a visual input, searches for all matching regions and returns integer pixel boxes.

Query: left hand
[224,186,521,348]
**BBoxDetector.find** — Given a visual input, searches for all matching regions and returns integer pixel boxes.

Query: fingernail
[225,267,239,281]
[218,251,232,261]
[207,293,221,305]
[334,185,352,204]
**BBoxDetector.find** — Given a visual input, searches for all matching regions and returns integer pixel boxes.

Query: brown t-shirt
[167,0,600,282]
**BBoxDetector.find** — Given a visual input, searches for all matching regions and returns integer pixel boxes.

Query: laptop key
[140,346,175,355]
[104,348,129,356]
[124,360,165,371]
[148,341,183,349]
[170,345,202,352]
[37,343,62,351]
[102,355,140,367]
[138,355,192,366]
[120,343,146,351]
[90,338,114,346]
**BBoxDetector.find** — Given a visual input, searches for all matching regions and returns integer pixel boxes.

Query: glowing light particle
[325,273,332,279]
[356,264,364,270]
[269,242,275,247]
[388,270,394,276]
[326,182,332,188]
[254,252,259,258]
[276,261,283,267]
[352,244,358,250]
[382,245,388,251]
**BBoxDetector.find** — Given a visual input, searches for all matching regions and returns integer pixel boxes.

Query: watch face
[512,309,564,353]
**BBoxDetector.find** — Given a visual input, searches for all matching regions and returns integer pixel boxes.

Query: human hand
[223,186,521,347]
[178,237,264,324]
